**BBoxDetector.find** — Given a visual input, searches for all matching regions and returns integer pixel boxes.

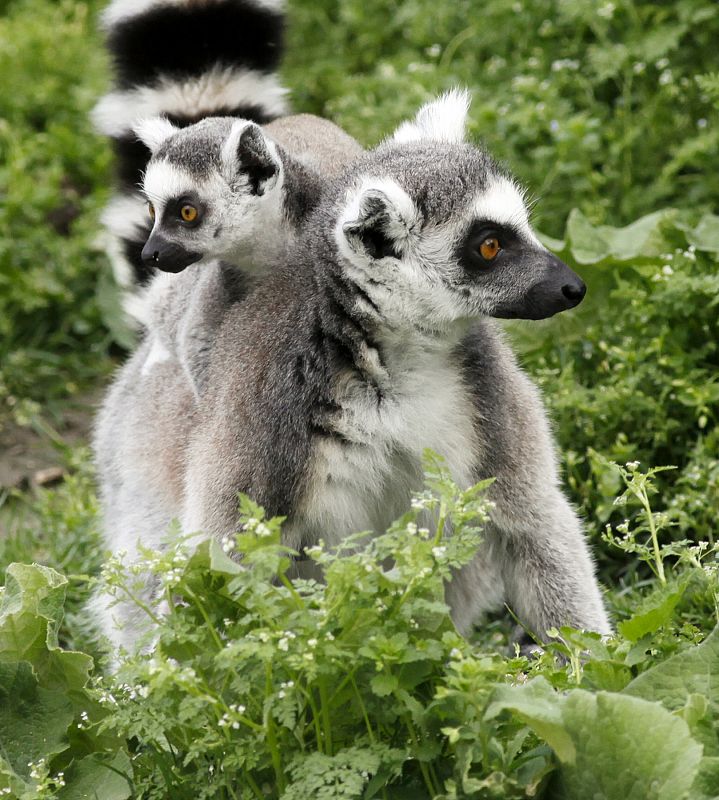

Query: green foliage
[3,0,719,795]
[0,462,717,799]
[285,0,719,235]
[509,210,719,579]
[0,0,113,431]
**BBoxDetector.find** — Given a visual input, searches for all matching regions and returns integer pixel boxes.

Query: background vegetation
[0,0,717,797]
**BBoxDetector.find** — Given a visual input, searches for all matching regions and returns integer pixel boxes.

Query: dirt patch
[0,391,101,490]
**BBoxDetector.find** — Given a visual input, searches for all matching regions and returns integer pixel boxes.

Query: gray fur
[94,97,610,654]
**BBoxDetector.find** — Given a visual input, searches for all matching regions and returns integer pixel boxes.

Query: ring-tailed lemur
[129,113,362,392]
[94,92,611,654]
[93,0,365,329]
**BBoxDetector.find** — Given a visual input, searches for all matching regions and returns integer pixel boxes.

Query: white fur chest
[291,333,479,547]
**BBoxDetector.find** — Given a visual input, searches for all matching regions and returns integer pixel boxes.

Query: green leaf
[0,661,74,779]
[625,625,719,755]
[565,209,610,264]
[370,673,399,697]
[556,691,702,800]
[566,208,675,264]
[687,214,719,253]
[617,578,689,642]
[487,678,703,799]
[0,563,93,690]
[57,751,132,800]
[485,677,576,763]
[0,563,67,655]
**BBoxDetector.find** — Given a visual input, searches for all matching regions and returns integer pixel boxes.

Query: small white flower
[278,637,289,651]
[432,546,447,559]
[308,638,318,647]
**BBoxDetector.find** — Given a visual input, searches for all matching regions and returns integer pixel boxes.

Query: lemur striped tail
[93,0,289,297]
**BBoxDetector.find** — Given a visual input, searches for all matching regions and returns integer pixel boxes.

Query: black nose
[561,281,587,306]
[140,235,202,273]
[142,247,160,265]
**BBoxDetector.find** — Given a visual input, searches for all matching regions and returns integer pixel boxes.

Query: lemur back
[95,94,611,654]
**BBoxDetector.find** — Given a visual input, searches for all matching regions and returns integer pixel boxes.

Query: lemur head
[135,116,287,272]
[331,90,585,329]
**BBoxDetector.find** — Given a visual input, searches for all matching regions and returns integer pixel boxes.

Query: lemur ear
[221,120,280,195]
[391,89,470,144]
[134,117,179,153]
[339,179,419,261]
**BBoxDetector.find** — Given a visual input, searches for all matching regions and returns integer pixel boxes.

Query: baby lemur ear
[134,117,180,153]
[339,179,419,262]
[221,120,281,195]
[391,88,470,144]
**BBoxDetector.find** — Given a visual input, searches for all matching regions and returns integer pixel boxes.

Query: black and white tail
[93,0,289,302]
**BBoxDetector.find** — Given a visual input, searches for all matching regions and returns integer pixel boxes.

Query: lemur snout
[141,235,202,273]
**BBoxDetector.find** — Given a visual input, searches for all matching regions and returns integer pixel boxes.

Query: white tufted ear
[133,117,180,152]
[220,120,281,194]
[392,89,471,144]
[337,178,420,262]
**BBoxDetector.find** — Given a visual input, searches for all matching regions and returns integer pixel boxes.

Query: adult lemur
[94,91,611,653]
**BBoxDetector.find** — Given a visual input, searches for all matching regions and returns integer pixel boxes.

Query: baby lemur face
[334,91,585,327]
[135,116,285,272]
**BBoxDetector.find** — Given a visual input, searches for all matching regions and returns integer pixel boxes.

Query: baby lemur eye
[148,202,155,221]
[479,236,501,261]
[180,204,198,223]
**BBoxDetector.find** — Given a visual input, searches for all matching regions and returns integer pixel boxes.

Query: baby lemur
[94,93,610,654]
[129,112,363,393]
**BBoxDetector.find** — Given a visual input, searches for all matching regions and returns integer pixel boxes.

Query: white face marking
[391,89,470,144]
[143,161,196,212]
[92,66,288,137]
[472,178,540,246]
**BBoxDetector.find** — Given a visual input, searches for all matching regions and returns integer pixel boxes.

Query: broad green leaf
[689,756,719,800]
[0,563,67,655]
[565,208,610,264]
[566,208,675,264]
[0,661,74,779]
[625,625,719,755]
[556,691,702,800]
[488,678,703,799]
[485,677,575,763]
[617,578,689,642]
[0,563,93,690]
[57,751,132,800]
[687,214,719,253]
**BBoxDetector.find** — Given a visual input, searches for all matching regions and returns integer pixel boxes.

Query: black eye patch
[161,194,206,228]
[457,220,521,273]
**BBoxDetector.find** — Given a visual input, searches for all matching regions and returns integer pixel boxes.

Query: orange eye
[180,204,198,223]
[479,236,501,261]
[148,202,155,221]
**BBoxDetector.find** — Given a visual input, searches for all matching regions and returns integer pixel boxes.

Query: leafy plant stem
[264,661,286,792]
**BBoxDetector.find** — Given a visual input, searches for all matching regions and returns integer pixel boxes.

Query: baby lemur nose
[140,235,202,273]
[561,280,587,306]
